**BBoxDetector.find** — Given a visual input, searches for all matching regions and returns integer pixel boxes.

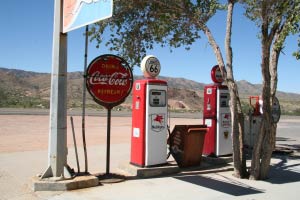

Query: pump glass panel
[149,90,166,107]
[220,93,229,107]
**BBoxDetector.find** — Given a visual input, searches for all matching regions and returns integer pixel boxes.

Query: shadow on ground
[267,156,300,184]
[173,174,264,196]
[276,137,296,142]
[171,153,300,196]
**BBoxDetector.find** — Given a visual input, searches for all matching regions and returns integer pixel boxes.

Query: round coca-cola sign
[86,54,133,108]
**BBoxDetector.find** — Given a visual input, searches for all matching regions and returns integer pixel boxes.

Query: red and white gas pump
[203,65,232,156]
[130,56,168,167]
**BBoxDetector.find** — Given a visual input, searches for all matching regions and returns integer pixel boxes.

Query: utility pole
[41,0,71,179]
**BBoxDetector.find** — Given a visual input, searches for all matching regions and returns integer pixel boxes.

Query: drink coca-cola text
[89,71,129,86]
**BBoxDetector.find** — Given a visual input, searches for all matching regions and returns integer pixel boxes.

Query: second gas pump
[203,65,232,157]
[130,56,168,167]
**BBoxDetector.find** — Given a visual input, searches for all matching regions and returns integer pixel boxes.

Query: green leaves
[242,0,300,58]
[89,0,220,66]
[293,35,300,59]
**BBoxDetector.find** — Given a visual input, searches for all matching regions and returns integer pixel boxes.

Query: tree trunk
[260,27,284,179]
[228,82,247,178]
[260,123,276,179]
[202,25,225,68]
[250,1,273,180]
[225,0,247,178]
[202,1,247,178]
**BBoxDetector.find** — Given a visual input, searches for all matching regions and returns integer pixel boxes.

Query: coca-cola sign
[86,54,133,108]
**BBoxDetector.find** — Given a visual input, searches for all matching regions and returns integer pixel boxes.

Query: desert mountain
[0,67,299,114]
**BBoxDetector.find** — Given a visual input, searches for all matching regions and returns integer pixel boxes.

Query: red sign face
[211,65,224,84]
[86,54,133,108]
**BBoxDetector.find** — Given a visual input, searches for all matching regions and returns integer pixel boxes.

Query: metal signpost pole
[42,0,71,179]
[106,108,112,175]
[82,25,89,174]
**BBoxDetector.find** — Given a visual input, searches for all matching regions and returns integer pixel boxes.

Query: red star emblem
[154,115,164,124]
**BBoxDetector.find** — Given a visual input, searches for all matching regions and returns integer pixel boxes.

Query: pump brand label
[150,114,166,132]
[221,113,231,128]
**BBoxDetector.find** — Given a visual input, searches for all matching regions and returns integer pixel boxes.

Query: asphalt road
[0,108,202,118]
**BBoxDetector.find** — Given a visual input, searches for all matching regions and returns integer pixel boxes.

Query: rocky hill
[0,67,299,114]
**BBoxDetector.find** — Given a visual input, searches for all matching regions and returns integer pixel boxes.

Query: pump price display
[141,55,161,78]
[86,54,133,108]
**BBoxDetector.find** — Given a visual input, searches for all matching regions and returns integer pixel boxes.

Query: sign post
[41,0,113,180]
[86,54,133,181]
[41,0,71,179]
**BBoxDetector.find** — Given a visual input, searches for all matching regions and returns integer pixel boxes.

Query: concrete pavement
[1,146,300,199]
[43,157,300,200]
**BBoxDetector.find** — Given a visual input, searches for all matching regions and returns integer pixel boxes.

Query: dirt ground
[1,112,299,153]
[0,114,202,153]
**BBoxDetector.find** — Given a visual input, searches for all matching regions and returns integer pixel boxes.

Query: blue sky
[0,0,299,94]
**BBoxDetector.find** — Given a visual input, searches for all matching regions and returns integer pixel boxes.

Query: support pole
[41,0,71,179]
[106,108,111,175]
[82,25,89,173]
[71,116,80,173]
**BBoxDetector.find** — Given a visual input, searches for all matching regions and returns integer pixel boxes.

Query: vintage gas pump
[203,65,232,156]
[244,96,263,149]
[130,56,168,167]
[244,96,280,149]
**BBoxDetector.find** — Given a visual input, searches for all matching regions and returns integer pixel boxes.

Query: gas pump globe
[203,65,232,156]
[130,56,168,167]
